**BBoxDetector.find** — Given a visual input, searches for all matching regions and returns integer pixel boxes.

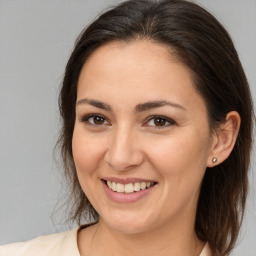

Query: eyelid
[79,113,110,126]
[143,115,176,128]
[79,113,176,129]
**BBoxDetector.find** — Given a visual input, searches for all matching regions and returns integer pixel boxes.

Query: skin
[72,40,240,256]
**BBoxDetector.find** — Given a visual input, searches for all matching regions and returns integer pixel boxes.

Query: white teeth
[112,182,117,192]
[116,183,124,193]
[134,182,141,192]
[107,181,112,189]
[140,182,146,190]
[124,183,134,193]
[106,180,155,193]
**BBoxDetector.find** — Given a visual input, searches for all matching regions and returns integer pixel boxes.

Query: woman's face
[72,40,214,234]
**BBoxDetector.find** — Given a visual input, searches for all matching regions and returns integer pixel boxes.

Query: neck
[81,218,204,256]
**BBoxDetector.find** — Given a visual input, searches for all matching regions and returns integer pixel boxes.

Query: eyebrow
[76,98,186,112]
[135,100,186,112]
[77,98,112,111]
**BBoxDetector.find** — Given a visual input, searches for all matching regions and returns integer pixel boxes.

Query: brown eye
[93,116,105,125]
[145,115,176,128]
[154,118,167,126]
[81,114,109,126]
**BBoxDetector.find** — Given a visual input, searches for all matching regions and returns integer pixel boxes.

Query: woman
[0,0,254,255]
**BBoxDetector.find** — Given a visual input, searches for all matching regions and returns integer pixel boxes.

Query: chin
[99,210,157,235]
[107,222,148,235]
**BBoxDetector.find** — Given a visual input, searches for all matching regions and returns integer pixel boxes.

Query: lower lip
[102,181,155,203]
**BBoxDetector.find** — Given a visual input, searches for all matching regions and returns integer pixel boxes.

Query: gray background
[0,0,255,255]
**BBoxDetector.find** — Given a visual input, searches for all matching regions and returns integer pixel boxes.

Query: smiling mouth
[103,180,157,193]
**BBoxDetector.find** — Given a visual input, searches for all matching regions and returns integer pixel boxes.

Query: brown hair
[57,1,254,255]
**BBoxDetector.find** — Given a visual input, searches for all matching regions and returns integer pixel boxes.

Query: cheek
[147,134,210,217]
[147,131,210,180]
[72,126,104,176]
[72,126,108,205]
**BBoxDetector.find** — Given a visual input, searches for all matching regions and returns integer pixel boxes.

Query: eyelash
[144,115,176,129]
[80,114,109,127]
[80,114,176,129]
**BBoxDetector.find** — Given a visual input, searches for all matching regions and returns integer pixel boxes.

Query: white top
[0,227,211,256]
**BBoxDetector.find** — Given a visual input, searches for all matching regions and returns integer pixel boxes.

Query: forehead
[77,40,205,111]
[78,40,190,88]
[81,39,180,70]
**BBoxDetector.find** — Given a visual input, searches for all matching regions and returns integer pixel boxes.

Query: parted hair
[57,1,254,255]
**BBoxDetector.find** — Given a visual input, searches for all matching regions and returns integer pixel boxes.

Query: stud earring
[212,157,217,163]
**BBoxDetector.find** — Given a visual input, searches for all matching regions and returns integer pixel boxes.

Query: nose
[104,127,144,171]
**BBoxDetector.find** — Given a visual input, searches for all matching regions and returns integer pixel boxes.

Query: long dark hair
[58,1,254,255]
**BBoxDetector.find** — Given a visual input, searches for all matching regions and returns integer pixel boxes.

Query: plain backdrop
[0,0,255,255]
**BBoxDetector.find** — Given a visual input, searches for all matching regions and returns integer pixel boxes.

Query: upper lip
[102,177,157,184]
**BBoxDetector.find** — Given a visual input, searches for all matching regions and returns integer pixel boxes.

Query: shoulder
[0,228,80,256]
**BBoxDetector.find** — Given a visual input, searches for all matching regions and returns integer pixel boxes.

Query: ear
[207,111,241,167]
